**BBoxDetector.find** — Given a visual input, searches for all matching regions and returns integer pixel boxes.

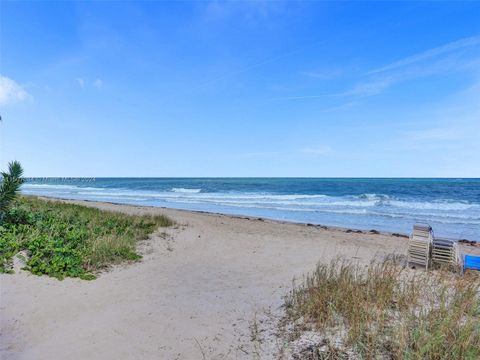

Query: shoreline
[34,194,480,243]
[29,195,410,239]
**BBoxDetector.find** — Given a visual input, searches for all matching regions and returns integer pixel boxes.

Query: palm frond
[0,161,24,214]
[8,161,24,180]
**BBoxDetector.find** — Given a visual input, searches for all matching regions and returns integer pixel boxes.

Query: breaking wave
[171,188,202,193]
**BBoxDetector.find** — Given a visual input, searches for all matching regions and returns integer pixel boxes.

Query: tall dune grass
[285,258,480,359]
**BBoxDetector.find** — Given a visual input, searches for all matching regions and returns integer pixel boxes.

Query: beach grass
[0,196,172,279]
[285,258,480,359]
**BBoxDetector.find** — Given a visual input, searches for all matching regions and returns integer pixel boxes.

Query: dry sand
[1,199,478,359]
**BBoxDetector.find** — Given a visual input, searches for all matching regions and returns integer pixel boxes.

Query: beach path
[2,201,411,359]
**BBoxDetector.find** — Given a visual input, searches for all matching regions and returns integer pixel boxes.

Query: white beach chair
[431,237,460,269]
[407,224,433,270]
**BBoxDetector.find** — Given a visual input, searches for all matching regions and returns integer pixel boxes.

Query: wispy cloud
[281,35,480,101]
[200,40,326,88]
[397,125,478,152]
[240,145,333,158]
[301,68,343,80]
[367,35,480,75]
[348,35,480,97]
[0,75,31,106]
[271,78,392,99]
[341,78,394,97]
[76,78,85,89]
[76,77,104,89]
[298,145,332,155]
[269,93,330,100]
[393,81,480,152]
[202,1,286,24]
[404,127,466,143]
[239,150,286,158]
[318,101,358,113]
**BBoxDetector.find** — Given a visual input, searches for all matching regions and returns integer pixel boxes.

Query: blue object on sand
[464,255,480,271]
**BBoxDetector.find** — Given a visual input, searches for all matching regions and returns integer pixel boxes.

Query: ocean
[22,178,480,241]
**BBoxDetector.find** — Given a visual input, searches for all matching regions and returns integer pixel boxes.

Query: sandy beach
[1,199,479,360]
[3,2,480,357]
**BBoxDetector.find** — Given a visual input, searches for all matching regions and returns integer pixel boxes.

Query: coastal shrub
[285,259,480,359]
[0,227,20,273]
[0,197,173,279]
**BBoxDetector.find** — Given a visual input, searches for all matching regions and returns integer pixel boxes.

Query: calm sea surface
[22,178,480,240]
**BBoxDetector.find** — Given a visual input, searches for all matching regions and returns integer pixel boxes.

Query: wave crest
[171,188,202,193]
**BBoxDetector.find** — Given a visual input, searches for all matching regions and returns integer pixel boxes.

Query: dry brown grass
[285,258,480,359]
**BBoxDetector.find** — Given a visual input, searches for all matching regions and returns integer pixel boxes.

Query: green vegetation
[285,258,480,359]
[0,161,24,216]
[0,196,172,279]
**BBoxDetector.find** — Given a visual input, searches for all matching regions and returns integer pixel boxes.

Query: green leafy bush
[0,197,172,279]
[0,226,20,273]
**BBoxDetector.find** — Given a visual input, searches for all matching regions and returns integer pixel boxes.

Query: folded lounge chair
[431,237,460,268]
[408,224,433,270]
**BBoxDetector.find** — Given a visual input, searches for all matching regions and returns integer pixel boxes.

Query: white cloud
[0,75,31,106]
[76,78,85,88]
[93,79,103,88]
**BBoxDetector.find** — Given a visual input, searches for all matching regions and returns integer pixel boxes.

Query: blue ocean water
[22,178,480,241]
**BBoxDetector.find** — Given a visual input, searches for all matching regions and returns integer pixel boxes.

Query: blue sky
[1,1,479,177]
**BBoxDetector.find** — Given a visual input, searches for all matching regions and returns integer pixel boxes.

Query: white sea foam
[388,199,476,211]
[358,193,390,200]
[171,188,202,193]
[22,183,84,191]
